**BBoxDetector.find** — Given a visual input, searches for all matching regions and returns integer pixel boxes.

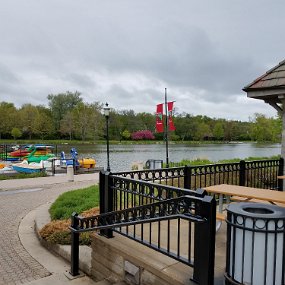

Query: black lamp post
[104,103,111,172]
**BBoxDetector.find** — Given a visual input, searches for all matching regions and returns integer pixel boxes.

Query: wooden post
[281,97,285,190]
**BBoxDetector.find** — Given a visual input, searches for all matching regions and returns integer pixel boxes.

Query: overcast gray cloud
[0,0,284,120]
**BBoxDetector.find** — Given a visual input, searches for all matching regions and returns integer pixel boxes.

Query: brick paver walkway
[0,179,98,285]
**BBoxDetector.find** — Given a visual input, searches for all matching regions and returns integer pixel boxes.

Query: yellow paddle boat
[0,163,7,169]
[78,158,96,169]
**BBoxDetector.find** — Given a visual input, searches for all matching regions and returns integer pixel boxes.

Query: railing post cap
[196,188,207,197]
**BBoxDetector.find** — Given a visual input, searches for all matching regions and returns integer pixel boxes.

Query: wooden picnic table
[204,184,285,219]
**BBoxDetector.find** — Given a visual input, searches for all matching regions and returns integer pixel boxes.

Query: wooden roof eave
[244,87,285,101]
[244,87,285,114]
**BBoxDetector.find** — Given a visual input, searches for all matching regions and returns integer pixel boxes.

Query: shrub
[39,219,92,245]
[131,130,155,140]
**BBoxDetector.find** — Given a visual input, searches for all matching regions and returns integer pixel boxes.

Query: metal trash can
[225,202,285,285]
[145,159,163,169]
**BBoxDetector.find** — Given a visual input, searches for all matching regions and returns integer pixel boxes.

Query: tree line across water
[0,91,282,142]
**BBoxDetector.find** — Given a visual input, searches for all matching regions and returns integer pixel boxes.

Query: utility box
[225,202,285,285]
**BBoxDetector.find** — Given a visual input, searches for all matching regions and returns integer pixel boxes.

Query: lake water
[58,142,281,172]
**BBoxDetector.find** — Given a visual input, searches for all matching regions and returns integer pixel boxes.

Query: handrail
[70,195,206,233]
[70,193,216,285]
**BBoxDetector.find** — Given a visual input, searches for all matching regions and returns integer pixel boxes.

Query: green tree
[174,113,194,140]
[109,111,124,140]
[73,103,90,141]
[88,102,104,141]
[11,127,22,140]
[121,129,131,140]
[18,104,39,139]
[60,111,75,140]
[0,102,17,138]
[194,122,211,141]
[224,121,234,141]
[48,91,82,134]
[213,122,224,140]
[72,102,102,141]
[250,113,280,142]
[32,106,54,140]
[136,112,156,131]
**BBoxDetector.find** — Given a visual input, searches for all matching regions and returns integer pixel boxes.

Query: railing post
[193,195,216,285]
[278,157,284,191]
[239,160,246,186]
[70,212,80,276]
[184,166,191,189]
[99,171,105,215]
[5,144,8,161]
[99,171,114,238]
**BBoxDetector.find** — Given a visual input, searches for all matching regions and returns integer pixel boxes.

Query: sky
[0,0,284,121]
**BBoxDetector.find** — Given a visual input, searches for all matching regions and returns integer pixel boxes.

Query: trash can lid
[227,202,285,219]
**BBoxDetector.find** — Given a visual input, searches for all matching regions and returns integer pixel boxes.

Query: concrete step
[94,280,111,285]
[94,279,128,285]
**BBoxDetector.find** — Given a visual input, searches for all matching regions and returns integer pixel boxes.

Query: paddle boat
[9,145,33,157]
[78,158,96,169]
[60,150,78,167]
[0,165,14,174]
[26,145,55,163]
[0,163,6,169]
[60,148,96,169]
[11,161,45,174]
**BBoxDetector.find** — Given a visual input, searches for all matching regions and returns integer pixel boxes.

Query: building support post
[281,97,285,190]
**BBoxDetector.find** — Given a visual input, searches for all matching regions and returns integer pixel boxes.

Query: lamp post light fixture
[103,103,111,172]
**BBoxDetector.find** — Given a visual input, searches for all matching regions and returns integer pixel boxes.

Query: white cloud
[0,0,284,120]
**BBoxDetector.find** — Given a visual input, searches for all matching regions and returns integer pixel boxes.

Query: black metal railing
[0,144,17,161]
[243,159,283,190]
[115,166,186,188]
[70,158,283,285]
[115,158,284,191]
[70,185,216,285]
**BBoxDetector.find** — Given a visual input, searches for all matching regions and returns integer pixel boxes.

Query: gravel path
[0,178,98,285]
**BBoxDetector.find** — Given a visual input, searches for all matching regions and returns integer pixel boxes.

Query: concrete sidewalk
[19,208,99,285]
[0,173,101,285]
[0,173,99,191]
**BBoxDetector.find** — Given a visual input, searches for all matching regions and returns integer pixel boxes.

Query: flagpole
[164,87,169,168]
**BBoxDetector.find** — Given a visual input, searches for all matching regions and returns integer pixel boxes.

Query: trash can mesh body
[145,159,163,170]
[225,203,285,285]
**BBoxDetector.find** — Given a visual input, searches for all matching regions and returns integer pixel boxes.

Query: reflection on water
[57,143,281,172]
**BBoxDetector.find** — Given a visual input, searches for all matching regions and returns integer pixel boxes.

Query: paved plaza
[0,174,99,285]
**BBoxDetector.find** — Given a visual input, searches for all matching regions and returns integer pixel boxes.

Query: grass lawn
[49,185,100,220]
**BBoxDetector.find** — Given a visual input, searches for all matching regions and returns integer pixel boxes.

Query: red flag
[167,101,175,131]
[156,104,164,133]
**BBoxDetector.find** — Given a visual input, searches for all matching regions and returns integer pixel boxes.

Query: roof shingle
[243,59,285,91]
